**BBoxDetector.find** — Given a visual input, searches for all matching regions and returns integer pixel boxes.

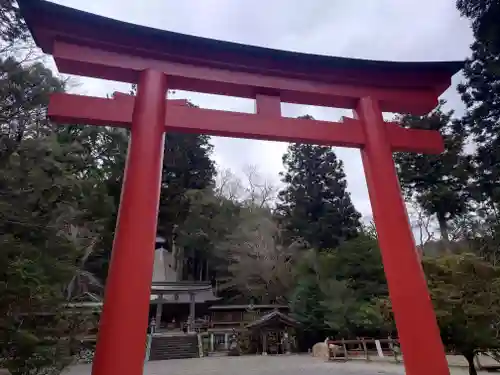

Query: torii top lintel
[19,0,462,114]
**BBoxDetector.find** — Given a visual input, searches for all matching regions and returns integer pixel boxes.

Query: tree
[290,234,388,341]
[74,125,216,286]
[174,166,279,285]
[0,57,64,153]
[458,43,500,214]
[289,248,332,350]
[455,0,500,268]
[320,279,386,339]
[215,168,243,201]
[105,87,217,281]
[456,0,500,220]
[394,104,471,252]
[63,224,102,301]
[173,188,240,283]
[277,131,361,250]
[0,0,29,46]
[239,165,277,208]
[470,222,500,267]
[158,131,216,242]
[57,125,128,283]
[289,270,328,347]
[216,165,277,207]
[423,254,500,375]
[408,201,436,247]
[215,204,306,303]
[456,0,500,53]
[318,234,387,300]
[447,212,500,266]
[0,56,113,374]
[0,136,99,375]
[127,89,216,258]
[379,253,500,375]
[157,131,214,282]
[318,234,388,338]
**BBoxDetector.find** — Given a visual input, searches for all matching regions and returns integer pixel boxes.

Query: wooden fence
[326,338,401,362]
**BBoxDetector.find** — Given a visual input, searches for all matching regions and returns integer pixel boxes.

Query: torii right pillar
[356,96,449,375]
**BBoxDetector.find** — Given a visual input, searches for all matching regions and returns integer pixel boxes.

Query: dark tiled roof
[246,310,301,329]
[18,0,463,90]
[209,305,289,310]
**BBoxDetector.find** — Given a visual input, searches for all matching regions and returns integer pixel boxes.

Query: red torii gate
[20,1,462,375]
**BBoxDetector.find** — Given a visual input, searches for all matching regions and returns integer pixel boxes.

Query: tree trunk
[489,196,499,222]
[177,248,184,281]
[205,259,209,282]
[437,213,451,254]
[199,258,203,281]
[464,351,478,375]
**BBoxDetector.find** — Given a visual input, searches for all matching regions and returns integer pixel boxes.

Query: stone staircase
[149,334,199,361]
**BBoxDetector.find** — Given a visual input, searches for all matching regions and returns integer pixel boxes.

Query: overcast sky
[46,0,474,221]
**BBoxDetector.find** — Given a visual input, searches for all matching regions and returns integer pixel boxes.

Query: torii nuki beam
[49,92,444,154]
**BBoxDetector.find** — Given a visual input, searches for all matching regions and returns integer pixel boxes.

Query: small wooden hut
[245,310,301,355]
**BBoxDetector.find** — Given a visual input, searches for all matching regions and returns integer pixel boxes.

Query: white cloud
[46,0,474,219]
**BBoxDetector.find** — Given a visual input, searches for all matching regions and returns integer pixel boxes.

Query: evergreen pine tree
[128,87,216,255]
[0,0,28,44]
[456,0,500,53]
[277,123,361,250]
[457,35,500,215]
[394,103,471,251]
[158,131,215,280]
[454,0,500,263]
[158,131,215,242]
[0,56,112,374]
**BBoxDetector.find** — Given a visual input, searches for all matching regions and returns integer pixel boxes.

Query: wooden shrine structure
[19,1,462,374]
[246,310,301,355]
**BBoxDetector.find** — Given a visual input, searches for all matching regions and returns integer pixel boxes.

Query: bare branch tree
[215,165,277,208]
[215,207,306,303]
[408,200,436,247]
[242,164,277,208]
[215,167,244,201]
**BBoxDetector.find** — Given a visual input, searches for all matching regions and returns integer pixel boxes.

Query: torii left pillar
[91,69,167,375]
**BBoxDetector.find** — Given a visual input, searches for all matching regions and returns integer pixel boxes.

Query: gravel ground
[64,354,479,375]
